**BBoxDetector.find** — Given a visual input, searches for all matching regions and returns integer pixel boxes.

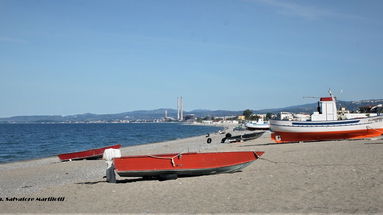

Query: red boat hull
[114,151,264,177]
[271,129,383,143]
[58,144,121,161]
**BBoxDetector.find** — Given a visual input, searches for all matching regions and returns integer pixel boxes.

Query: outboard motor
[103,148,121,183]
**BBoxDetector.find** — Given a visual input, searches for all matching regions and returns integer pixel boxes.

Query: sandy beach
[1,126,382,213]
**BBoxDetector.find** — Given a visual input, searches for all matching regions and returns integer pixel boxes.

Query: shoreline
[1,129,383,213]
[0,122,225,166]
[0,124,238,196]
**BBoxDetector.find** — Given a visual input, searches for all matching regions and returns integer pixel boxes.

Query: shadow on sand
[76,177,154,185]
[76,176,178,185]
[76,171,244,185]
[240,138,380,147]
[237,142,301,147]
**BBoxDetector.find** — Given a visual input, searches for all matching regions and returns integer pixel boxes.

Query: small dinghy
[58,144,121,161]
[106,151,264,182]
[221,132,264,143]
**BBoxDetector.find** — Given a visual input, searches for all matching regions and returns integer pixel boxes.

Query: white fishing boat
[270,92,383,143]
[245,119,270,130]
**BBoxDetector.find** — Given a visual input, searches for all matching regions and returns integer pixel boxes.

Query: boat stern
[254,151,265,158]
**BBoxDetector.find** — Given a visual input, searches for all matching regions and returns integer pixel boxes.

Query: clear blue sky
[1,0,383,117]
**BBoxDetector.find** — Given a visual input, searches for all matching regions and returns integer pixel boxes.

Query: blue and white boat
[270,92,383,143]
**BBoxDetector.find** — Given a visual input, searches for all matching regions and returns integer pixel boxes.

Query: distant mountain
[339,99,383,111]
[256,99,383,114]
[1,99,382,123]
[0,109,243,123]
[189,110,242,117]
[255,103,316,114]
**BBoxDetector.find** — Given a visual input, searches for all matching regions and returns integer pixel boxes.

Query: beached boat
[270,92,383,143]
[245,119,270,130]
[233,124,247,131]
[111,151,264,180]
[58,144,121,161]
[221,132,264,143]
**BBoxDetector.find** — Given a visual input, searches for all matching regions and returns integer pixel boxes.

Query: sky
[1,0,383,117]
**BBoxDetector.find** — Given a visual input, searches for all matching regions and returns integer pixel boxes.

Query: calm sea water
[0,123,221,164]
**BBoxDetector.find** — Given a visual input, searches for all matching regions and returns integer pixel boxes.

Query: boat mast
[328,89,336,101]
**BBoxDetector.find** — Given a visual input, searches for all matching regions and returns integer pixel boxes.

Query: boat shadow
[239,138,370,147]
[76,177,173,185]
[76,181,106,185]
[77,171,246,185]
[114,172,244,183]
[238,142,301,147]
[116,177,162,183]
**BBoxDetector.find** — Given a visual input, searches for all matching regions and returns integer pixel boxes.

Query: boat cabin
[311,97,338,121]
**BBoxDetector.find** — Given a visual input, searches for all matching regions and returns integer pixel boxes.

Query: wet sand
[1,128,382,213]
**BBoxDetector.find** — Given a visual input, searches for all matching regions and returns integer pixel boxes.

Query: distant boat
[270,91,383,143]
[111,151,264,181]
[245,119,270,130]
[233,124,247,131]
[58,144,121,161]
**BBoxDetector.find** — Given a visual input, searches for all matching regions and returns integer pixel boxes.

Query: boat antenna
[328,88,335,100]
[303,89,339,101]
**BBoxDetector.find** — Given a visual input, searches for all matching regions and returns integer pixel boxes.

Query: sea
[0,123,221,164]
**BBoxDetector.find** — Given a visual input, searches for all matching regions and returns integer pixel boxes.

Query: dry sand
[1,127,383,213]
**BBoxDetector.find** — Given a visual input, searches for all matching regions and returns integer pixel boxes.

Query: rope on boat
[366,126,383,134]
[254,152,260,159]
[147,153,183,167]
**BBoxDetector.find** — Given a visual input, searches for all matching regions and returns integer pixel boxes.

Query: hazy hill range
[0,109,243,123]
[256,99,383,114]
[1,99,382,123]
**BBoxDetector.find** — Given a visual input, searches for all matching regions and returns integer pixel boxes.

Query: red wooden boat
[112,151,264,180]
[58,144,121,161]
